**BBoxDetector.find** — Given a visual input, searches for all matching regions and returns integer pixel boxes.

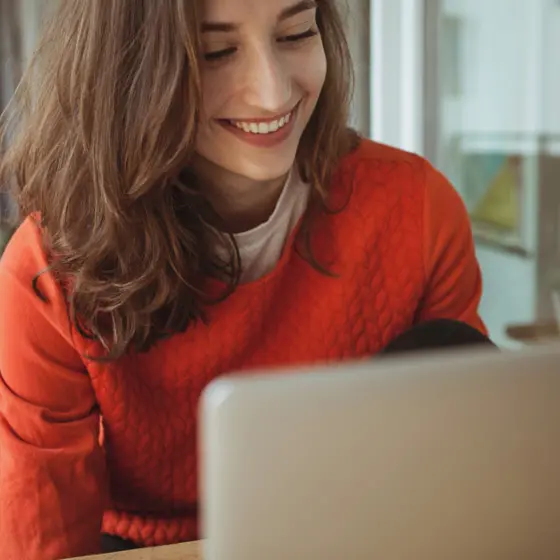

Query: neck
[192,156,289,234]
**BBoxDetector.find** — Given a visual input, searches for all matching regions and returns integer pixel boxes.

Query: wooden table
[75,541,202,560]
[505,320,559,344]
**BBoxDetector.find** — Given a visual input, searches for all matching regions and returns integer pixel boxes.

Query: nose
[240,44,293,114]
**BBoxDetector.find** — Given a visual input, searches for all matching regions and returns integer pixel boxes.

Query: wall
[444,0,560,139]
[444,0,544,135]
[542,0,560,137]
[476,247,536,347]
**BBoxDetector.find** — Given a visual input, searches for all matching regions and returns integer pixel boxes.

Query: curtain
[0,0,23,232]
[0,0,23,109]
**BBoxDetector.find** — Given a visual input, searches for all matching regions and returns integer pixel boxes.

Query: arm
[416,161,487,335]
[0,221,107,560]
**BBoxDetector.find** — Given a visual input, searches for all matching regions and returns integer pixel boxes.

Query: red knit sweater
[0,140,485,559]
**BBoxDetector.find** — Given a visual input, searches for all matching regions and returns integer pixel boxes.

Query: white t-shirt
[219,170,311,284]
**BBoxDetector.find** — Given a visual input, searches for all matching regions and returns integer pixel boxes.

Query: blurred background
[1,0,559,347]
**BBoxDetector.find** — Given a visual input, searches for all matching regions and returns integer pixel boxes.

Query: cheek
[199,79,221,123]
[296,43,327,100]
[198,67,237,124]
[198,42,328,123]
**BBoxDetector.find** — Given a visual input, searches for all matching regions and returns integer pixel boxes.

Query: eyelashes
[203,29,319,62]
[278,29,319,43]
[204,47,237,62]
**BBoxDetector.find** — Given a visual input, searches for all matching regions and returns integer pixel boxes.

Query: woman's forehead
[201,0,317,23]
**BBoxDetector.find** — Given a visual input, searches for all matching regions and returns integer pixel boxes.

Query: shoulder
[0,216,57,300]
[334,138,464,217]
[334,139,426,210]
[0,217,73,343]
[331,139,484,331]
[1,216,47,278]
[337,138,425,182]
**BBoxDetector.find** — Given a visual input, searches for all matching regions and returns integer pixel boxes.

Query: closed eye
[278,29,319,43]
[204,28,318,61]
[204,47,237,61]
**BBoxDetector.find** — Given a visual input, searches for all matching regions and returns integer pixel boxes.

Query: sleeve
[416,160,488,335]
[0,223,107,560]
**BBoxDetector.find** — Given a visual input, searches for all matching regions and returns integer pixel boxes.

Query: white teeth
[232,109,294,135]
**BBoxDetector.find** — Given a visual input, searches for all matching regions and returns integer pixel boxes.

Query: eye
[204,47,237,62]
[278,29,319,43]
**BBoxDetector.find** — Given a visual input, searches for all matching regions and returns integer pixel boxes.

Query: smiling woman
[0,0,486,558]
[196,0,327,184]
[0,0,354,357]
[194,0,341,231]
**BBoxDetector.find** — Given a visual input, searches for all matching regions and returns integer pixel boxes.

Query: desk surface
[76,541,202,560]
[505,320,559,343]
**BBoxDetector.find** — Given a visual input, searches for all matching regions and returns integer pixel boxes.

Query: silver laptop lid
[200,345,560,560]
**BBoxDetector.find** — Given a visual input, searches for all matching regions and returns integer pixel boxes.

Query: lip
[216,102,300,149]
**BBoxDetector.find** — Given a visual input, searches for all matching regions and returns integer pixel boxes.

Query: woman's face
[195,0,327,183]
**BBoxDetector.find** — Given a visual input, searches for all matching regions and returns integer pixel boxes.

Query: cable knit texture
[0,140,485,559]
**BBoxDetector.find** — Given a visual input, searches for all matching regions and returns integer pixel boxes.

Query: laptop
[199,344,560,560]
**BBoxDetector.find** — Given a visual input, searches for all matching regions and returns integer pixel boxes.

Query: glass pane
[430,0,560,346]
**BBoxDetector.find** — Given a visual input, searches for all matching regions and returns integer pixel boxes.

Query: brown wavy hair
[0,0,356,359]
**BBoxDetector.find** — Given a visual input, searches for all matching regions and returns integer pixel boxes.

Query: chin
[234,161,294,183]
[195,113,309,184]
[195,128,304,184]
[211,148,298,183]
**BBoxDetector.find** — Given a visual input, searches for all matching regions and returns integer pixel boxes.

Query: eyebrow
[279,0,317,21]
[201,0,317,33]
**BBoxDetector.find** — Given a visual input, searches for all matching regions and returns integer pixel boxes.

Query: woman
[0,0,487,558]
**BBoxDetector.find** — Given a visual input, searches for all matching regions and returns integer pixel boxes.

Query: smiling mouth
[221,103,299,136]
